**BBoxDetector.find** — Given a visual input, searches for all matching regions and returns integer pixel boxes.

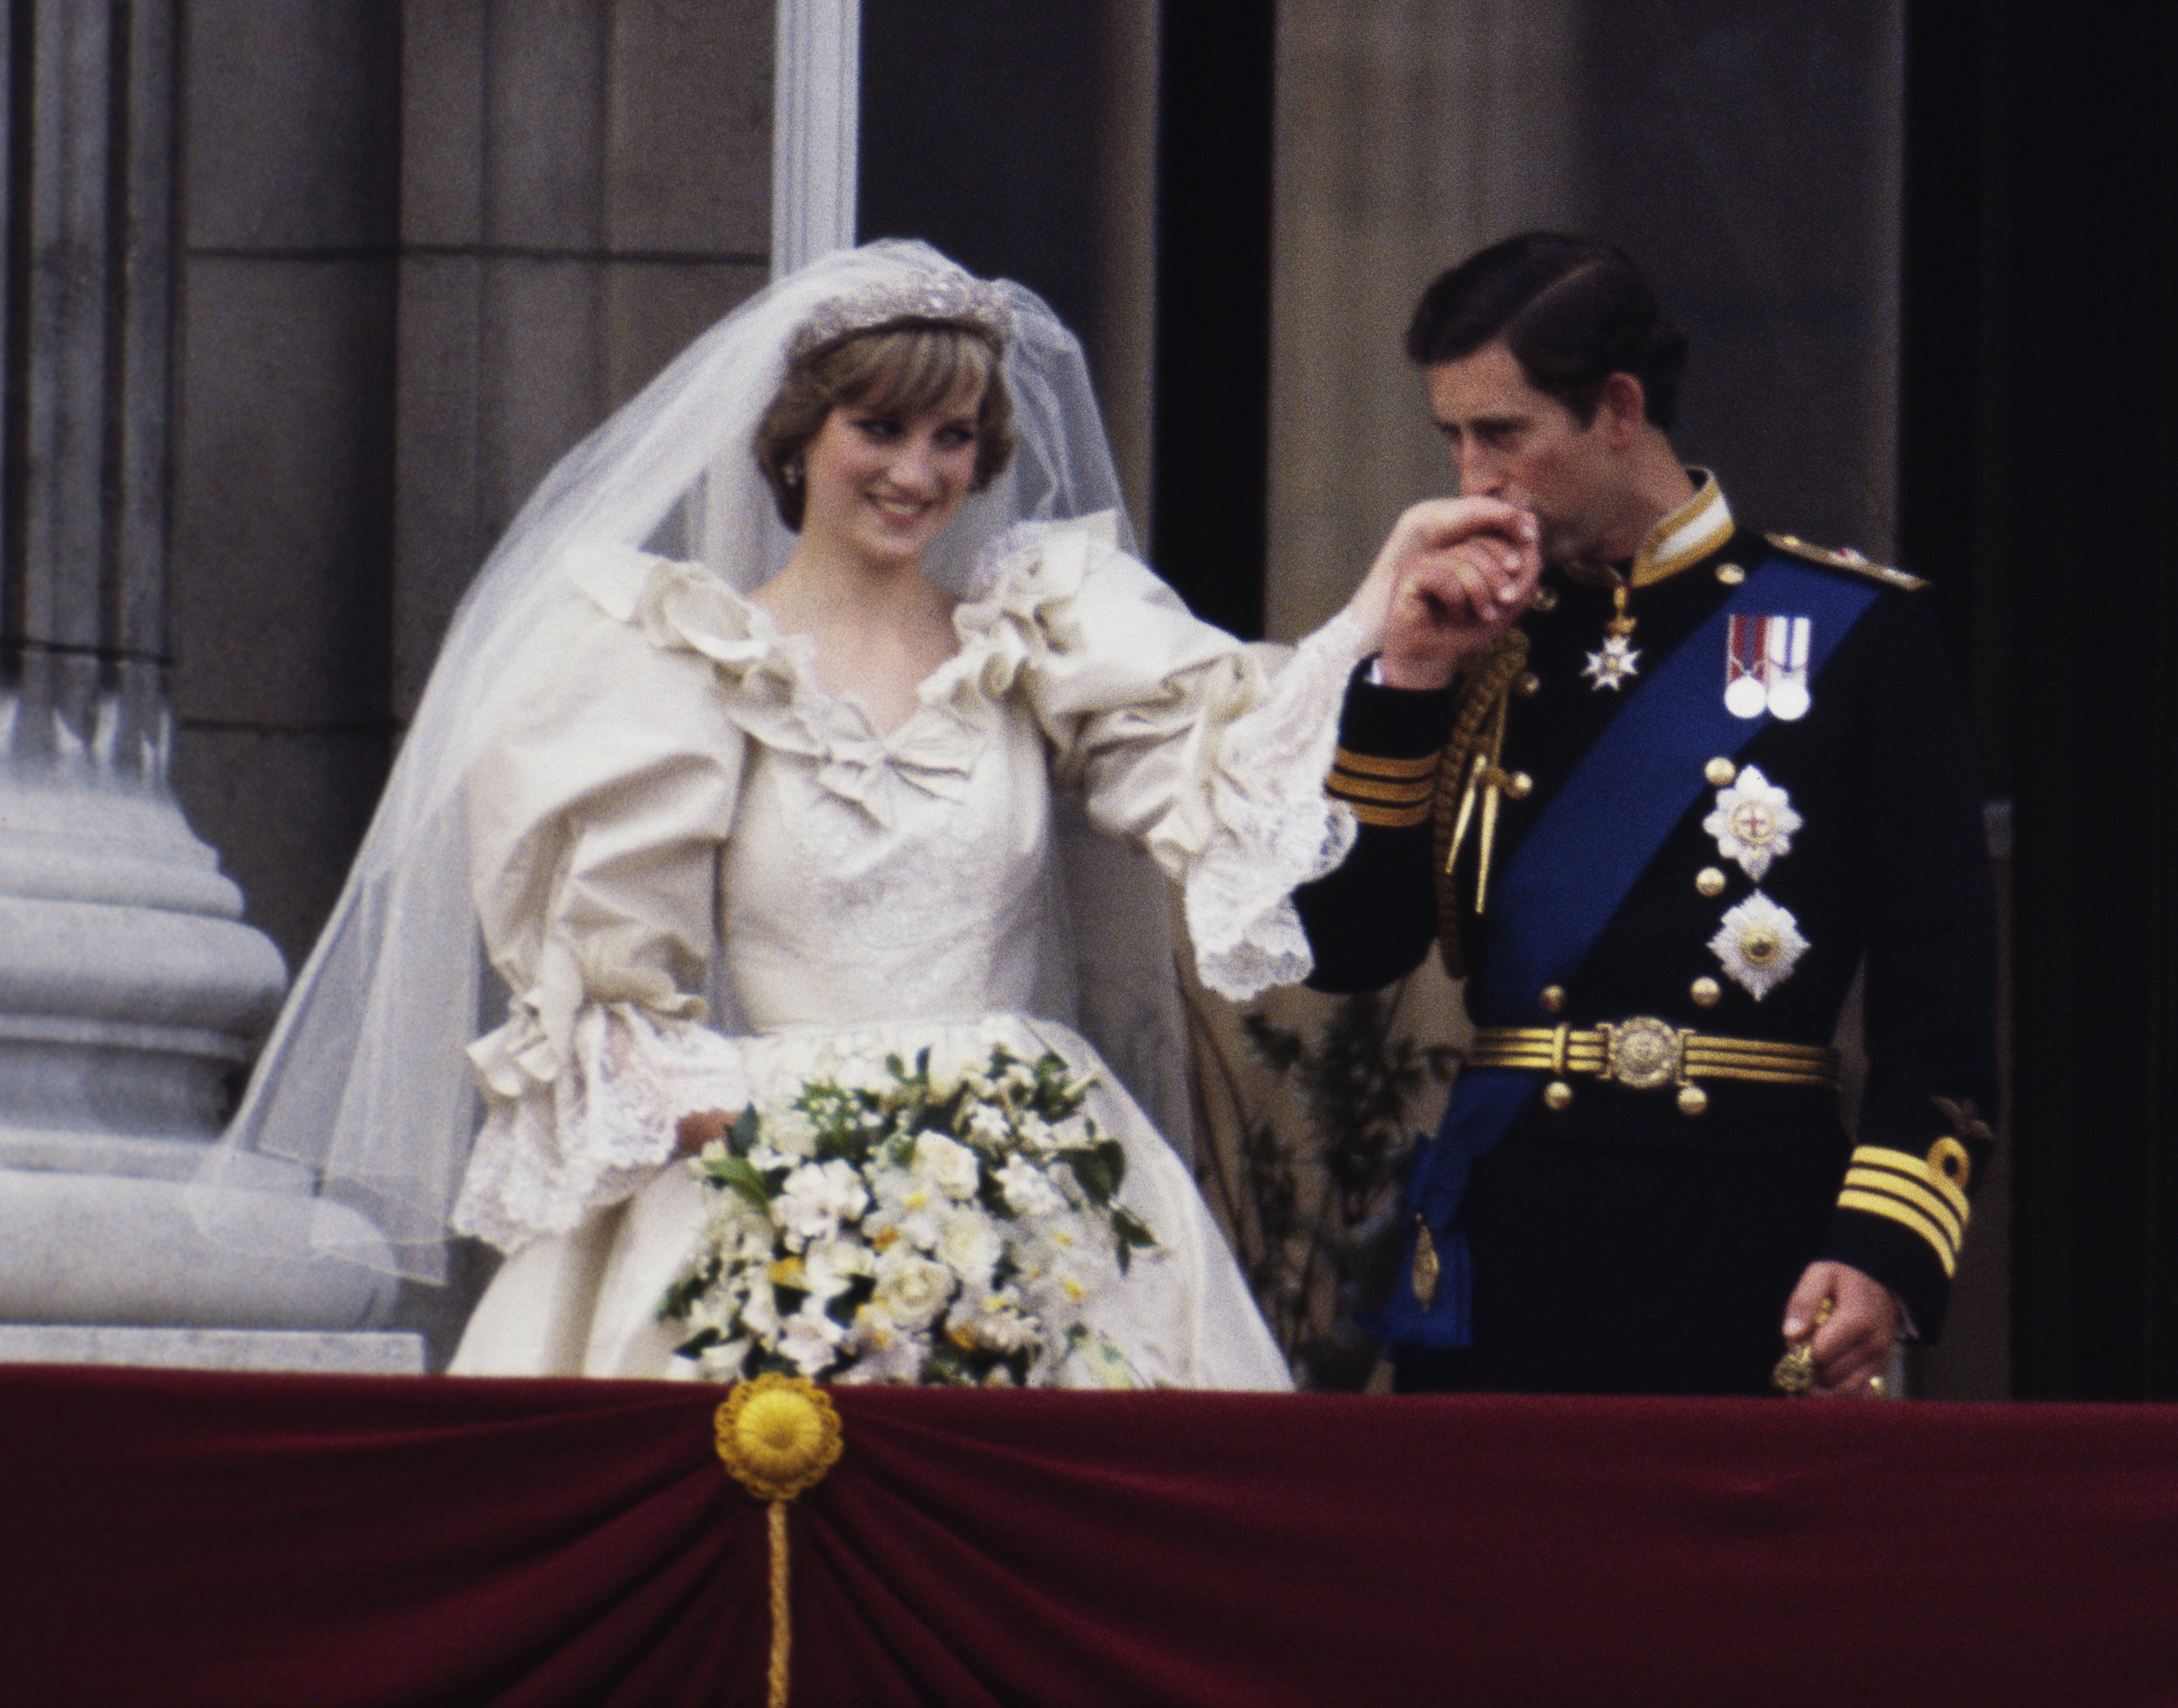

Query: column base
[0,1324,423,1374]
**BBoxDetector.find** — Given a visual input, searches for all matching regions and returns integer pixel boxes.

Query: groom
[1296,233,1999,1397]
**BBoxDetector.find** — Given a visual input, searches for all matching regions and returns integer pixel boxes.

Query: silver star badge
[1708,891,1810,1000]
[1581,634,1641,692]
[1701,765,1803,881]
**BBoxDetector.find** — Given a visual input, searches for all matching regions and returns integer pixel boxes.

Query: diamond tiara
[786,272,1013,363]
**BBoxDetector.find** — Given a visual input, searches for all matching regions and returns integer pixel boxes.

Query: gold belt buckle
[1600,1016,1686,1090]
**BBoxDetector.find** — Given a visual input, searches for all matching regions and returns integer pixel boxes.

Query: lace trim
[1184,610,1367,1000]
[451,1003,747,1254]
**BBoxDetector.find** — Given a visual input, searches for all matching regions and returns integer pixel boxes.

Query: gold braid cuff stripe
[1464,1022,1839,1091]
[1843,1165,1965,1250]
[1344,798,1433,828]
[1837,1189,1959,1277]
[1329,770,1436,805]
[1848,1144,1971,1223]
[1335,746,1440,780]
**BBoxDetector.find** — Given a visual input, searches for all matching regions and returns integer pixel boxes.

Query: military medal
[1583,579,1641,692]
[1767,615,1813,720]
[1725,615,1814,719]
[1702,765,1802,881]
[1708,891,1809,1000]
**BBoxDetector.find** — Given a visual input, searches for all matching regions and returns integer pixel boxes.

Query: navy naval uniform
[1295,476,1999,1395]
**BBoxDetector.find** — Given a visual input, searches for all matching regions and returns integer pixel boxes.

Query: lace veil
[202,240,1192,1284]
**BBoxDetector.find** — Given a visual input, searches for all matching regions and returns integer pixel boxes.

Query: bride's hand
[675,1107,741,1155]
[1346,496,1541,689]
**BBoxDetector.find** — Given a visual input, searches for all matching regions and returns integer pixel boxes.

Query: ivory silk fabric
[445,514,1364,1387]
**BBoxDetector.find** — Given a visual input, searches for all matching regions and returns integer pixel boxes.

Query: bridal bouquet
[662,1044,1157,1387]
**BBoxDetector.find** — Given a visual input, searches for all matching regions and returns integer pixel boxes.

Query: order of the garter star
[1702,764,1802,881]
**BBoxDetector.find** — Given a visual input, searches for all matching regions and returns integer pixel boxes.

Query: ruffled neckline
[565,512,1123,824]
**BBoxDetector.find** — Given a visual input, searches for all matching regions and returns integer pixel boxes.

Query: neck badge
[1725,615,1812,720]
[1582,577,1641,692]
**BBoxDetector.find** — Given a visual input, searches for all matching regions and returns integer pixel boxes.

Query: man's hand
[1349,496,1543,691]
[1782,1261,1899,1396]
[675,1107,739,1156]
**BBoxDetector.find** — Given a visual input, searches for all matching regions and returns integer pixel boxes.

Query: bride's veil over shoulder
[200,240,1192,1284]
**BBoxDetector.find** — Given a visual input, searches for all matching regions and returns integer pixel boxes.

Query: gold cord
[1431,630,1532,975]
[714,1374,845,1708]
[768,1500,792,1708]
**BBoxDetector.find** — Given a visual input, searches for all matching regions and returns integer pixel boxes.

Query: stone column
[771,0,858,275]
[0,0,402,1364]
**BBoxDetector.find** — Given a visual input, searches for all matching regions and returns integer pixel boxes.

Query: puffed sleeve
[959,515,1371,999]
[450,543,753,1254]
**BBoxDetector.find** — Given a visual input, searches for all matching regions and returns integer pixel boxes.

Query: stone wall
[169,0,775,978]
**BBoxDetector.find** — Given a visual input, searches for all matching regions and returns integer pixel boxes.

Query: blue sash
[1378,556,1880,1347]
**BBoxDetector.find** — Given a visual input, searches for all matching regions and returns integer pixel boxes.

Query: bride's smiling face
[797,385,984,570]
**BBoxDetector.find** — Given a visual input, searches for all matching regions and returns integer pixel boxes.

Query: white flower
[736,1270,781,1340]
[960,1102,1014,1153]
[959,1286,1042,1355]
[870,1170,945,1252]
[776,1303,847,1376]
[996,1057,1040,1100]
[695,1338,753,1382]
[1702,764,1803,881]
[761,1105,821,1158]
[1040,1113,1094,1155]
[914,1131,984,1200]
[774,1158,869,1249]
[1018,1223,1116,1323]
[802,1235,873,1301]
[936,1207,1004,1289]
[837,1307,928,1384]
[996,1154,1064,1218]
[871,1247,955,1331]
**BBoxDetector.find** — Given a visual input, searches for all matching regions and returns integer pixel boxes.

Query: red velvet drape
[6,1366,2176,1705]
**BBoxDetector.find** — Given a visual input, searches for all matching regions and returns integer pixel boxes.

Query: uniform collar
[1627,469,1733,590]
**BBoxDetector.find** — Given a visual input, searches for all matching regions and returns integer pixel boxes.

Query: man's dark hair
[1404,233,1688,429]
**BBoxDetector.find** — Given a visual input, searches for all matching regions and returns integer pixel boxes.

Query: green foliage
[1214,986,1454,1390]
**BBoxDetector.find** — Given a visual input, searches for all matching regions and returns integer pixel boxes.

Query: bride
[207,241,1517,1388]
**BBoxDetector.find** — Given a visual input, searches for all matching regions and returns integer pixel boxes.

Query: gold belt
[1465,1019,1837,1116]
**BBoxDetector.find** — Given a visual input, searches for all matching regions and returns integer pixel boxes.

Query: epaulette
[1764,532,1927,591]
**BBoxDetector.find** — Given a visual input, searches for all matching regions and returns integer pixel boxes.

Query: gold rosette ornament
[715,1375,844,1707]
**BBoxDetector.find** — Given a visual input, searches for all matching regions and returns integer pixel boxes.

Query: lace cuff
[1185,609,1367,1000]
[452,1002,748,1254]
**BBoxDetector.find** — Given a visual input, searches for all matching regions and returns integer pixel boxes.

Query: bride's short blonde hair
[754,322,1016,530]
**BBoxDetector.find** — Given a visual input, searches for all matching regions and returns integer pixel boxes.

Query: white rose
[936,1208,1004,1289]
[914,1131,984,1201]
[872,1248,956,1332]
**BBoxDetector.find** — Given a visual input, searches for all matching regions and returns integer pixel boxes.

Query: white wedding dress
[446,513,1363,1388]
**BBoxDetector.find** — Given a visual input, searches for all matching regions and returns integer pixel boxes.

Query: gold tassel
[1410,1216,1441,1310]
[715,1374,845,1706]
